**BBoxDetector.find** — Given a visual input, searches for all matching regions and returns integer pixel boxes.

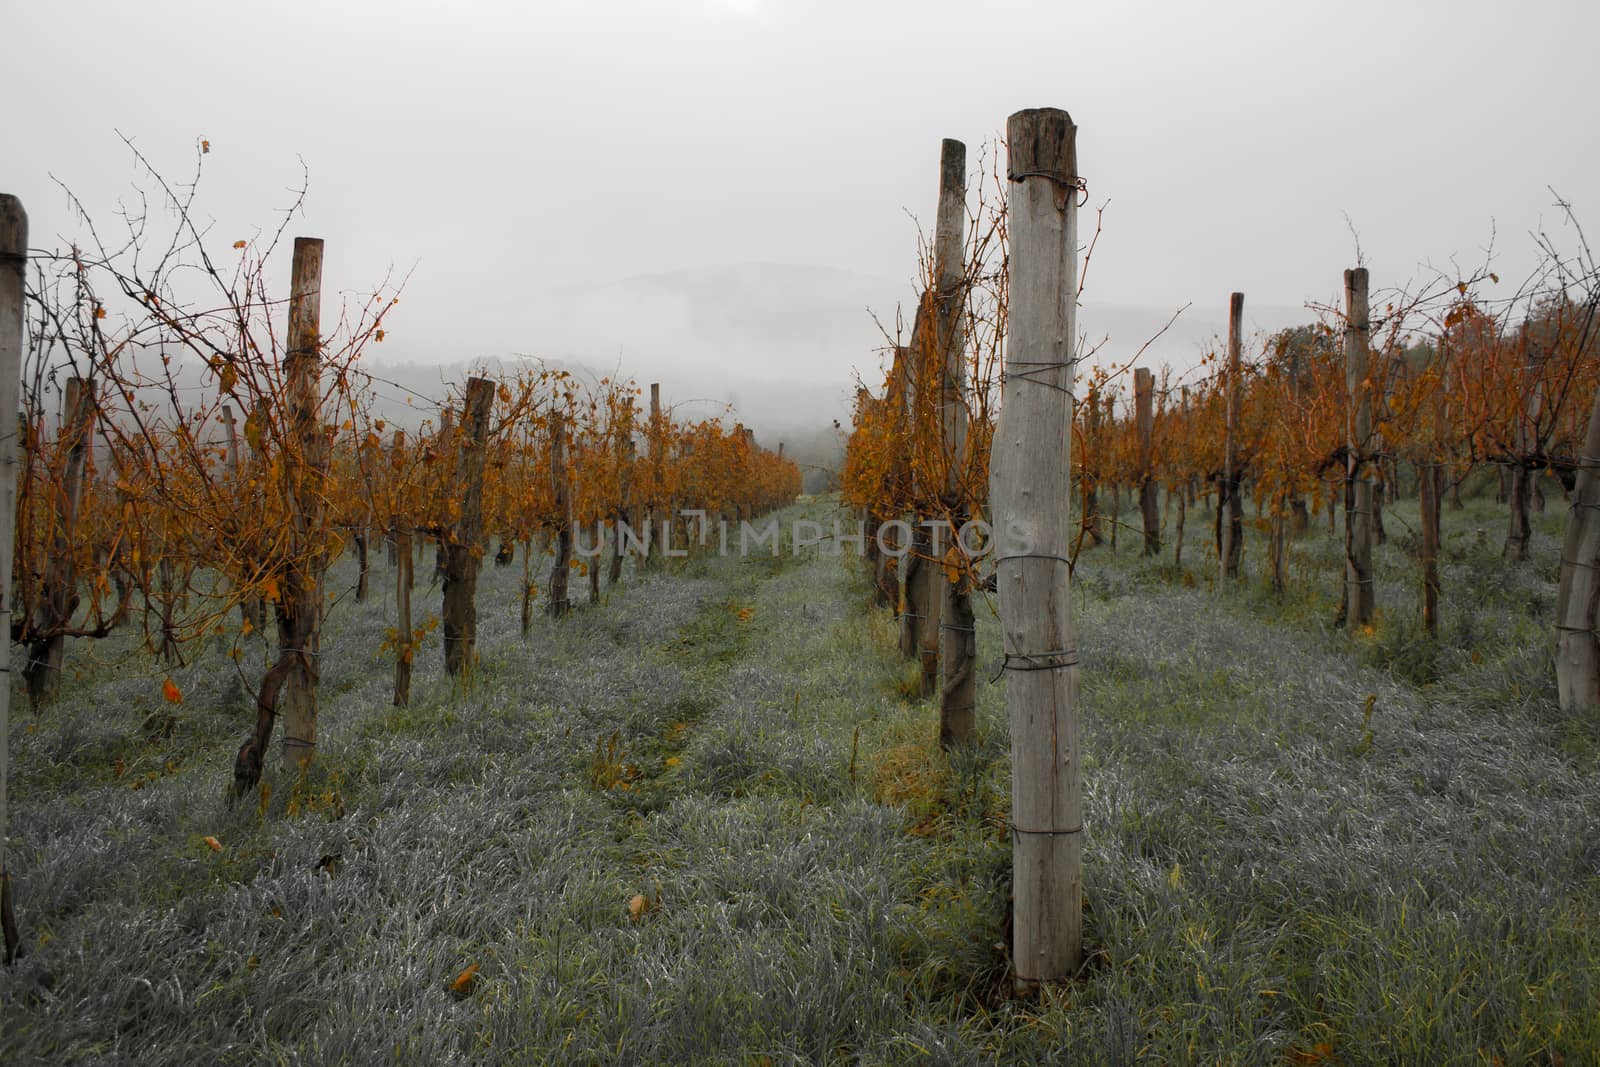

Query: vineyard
[5,103,1600,1064]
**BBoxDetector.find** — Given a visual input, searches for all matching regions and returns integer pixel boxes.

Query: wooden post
[1344,268,1376,628]
[1555,379,1600,710]
[23,376,95,706]
[1175,388,1188,566]
[1419,458,1441,634]
[643,383,662,569]
[1109,483,1119,554]
[221,404,266,625]
[442,376,494,676]
[1420,363,1448,635]
[933,137,975,748]
[1135,367,1158,556]
[354,527,370,603]
[609,396,634,587]
[1220,293,1244,580]
[1,194,27,964]
[433,408,455,581]
[278,236,326,774]
[546,410,572,616]
[521,537,536,637]
[1081,386,1103,545]
[992,108,1083,986]
[894,344,923,661]
[390,430,414,706]
[589,518,602,604]
[1506,333,1543,561]
[1268,493,1288,594]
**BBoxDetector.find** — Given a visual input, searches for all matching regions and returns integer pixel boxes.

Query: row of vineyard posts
[843,109,1600,988]
[0,180,801,964]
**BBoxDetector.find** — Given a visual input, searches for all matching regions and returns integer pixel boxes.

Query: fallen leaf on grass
[202,836,222,852]
[449,963,480,998]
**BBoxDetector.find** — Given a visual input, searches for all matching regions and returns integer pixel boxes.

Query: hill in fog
[365,263,1319,488]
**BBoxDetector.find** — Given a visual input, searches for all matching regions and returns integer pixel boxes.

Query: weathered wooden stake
[23,376,95,706]
[390,430,413,706]
[609,396,634,587]
[442,377,494,676]
[643,383,662,570]
[1,194,28,964]
[222,404,267,625]
[1343,267,1376,628]
[1419,459,1441,634]
[1135,367,1158,556]
[354,525,370,603]
[1555,377,1600,710]
[1269,494,1288,594]
[278,236,326,774]
[934,138,975,748]
[433,409,455,581]
[992,108,1083,987]
[1506,334,1544,560]
[1220,292,1244,580]
[546,410,573,617]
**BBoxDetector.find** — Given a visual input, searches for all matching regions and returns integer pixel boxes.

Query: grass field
[2,487,1597,1064]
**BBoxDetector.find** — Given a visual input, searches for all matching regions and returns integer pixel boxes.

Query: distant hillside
[372,263,1319,481]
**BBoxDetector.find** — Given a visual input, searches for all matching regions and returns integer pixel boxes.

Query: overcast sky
[8,0,1598,405]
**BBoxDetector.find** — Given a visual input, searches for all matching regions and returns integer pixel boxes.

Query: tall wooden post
[442,376,494,676]
[23,376,95,706]
[1220,293,1244,580]
[1,195,27,964]
[1556,378,1600,710]
[1344,268,1376,628]
[1135,367,1158,556]
[1418,458,1440,633]
[609,396,634,587]
[644,383,662,569]
[894,343,923,661]
[433,408,455,581]
[1420,363,1447,635]
[933,137,975,748]
[1174,386,1188,567]
[546,410,573,616]
[992,108,1083,986]
[1506,333,1544,561]
[279,237,326,774]
[1081,386,1103,545]
[391,430,414,706]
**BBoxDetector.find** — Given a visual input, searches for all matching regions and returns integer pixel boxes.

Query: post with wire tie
[1344,267,1376,627]
[0,194,27,963]
[1554,367,1600,710]
[990,108,1084,989]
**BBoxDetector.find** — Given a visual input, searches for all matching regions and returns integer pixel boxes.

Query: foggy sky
[8,0,1598,426]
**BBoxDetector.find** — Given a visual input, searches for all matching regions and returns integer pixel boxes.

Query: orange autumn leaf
[232,240,247,249]
[162,678,183,704]
[449,963,479,997]
[202,835,222,851]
